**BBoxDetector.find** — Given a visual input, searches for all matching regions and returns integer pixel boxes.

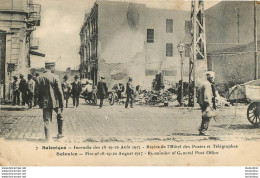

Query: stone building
[0,0,43,102]
[79,1,191,89]
[206,1,260,85]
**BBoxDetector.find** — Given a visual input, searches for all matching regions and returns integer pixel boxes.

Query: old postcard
[0,0,260,166]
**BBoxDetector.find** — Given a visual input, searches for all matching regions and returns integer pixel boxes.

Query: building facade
[205,1,260,85]
[79,1,191,89]
[0,0,43,102]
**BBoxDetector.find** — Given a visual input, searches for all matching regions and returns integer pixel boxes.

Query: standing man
[12,76,20,105]
[33,73,40,107]
[97,76,108,108]
[125,77,134,108]
[19,74,27,105]
[27,74,36,109]
[37,62,64,140]
[62,75,71,108]
[198,71,217,136]
[71,75,82,108]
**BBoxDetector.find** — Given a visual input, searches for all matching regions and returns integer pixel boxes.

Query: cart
[107,91,126,106]
[228,80,260,125]
[246,85,260,125]
[80,79,97,105]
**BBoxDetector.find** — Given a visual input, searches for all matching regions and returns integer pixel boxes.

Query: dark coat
[37,70,64,109]
[126,81,134,95]
[19,78,27,92]
[71,81,82,96]
[97,81,108,95]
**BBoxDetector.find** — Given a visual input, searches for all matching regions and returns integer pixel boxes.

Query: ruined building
[79,1,191,89]
[0,0,44,102]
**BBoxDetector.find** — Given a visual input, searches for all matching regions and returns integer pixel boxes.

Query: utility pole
[254,1,258,80]
[189,0,207,107]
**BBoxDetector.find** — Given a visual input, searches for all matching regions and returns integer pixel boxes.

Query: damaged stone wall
[98,1,146,89]
[97,1,191,90]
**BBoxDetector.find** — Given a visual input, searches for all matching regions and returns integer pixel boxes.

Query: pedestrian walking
[12,76,20,105]
[71,75,82,108]
[198,71,217,136]
[125,77,134,108]
[33,73,40,107]
[97,76,108,108]
[37,62,64,140]
[19,74,27,105]
[27,74,36,109]
[62,75,71,108]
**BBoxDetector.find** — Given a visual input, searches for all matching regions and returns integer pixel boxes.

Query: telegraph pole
[254,1,258,80]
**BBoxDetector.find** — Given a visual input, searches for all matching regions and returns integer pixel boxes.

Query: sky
[31,0,220,71]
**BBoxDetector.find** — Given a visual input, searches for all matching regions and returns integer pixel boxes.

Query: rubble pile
[216,96,230,107]
[135,89,177,106]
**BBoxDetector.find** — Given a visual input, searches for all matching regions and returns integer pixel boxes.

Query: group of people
[12,60,216,140]
[97,77,135,109]
[61,75,82,108]
[12,73,40,109]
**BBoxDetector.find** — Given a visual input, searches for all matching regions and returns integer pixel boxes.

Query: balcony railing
[30,38,39,50]
[28,4,41,26]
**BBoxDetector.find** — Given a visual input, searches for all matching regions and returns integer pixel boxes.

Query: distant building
[206,1,260,85]
[79,1,191,89]
[0,0,44,102]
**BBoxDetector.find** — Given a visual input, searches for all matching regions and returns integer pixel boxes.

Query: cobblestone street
[1,99,260,142]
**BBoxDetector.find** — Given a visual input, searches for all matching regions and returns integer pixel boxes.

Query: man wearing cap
[37,62,64,140]
[19,74,27,105]
[62,75,71,108]
[125,77,134,108]
[71,75,82,108]
[198,71,217,136]
[97,76,108,108]
[27,74,36,109]
[12,76,20,105]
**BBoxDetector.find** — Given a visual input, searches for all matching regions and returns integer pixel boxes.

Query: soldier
[12,76,20,105]
[97,76,108,108]
[37,62,64,140]
[19,74,27,105]
[198,71,217,136]
[71,75,82,108]
[27,74,36,109]
[62,75,71,108]
[125,77,134,108]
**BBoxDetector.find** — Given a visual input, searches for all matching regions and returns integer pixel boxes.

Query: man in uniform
[125,77,134,108]
[12,76,20,105]
[37,62,64,140]
[62,75,71,108]
[19,74,27,105]
[71,75,82,108]
[97,76,108,108]
[27,74,36,109]
[198,71,217,136]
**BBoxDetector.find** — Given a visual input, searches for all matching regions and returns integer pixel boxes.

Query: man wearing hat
[37,62,64,140]
[12,76,20,105]
[198,71,217,136]
[62,75,71,108]
[125,77,134,108]
[27,74,36,109]
[97,76,108,108]
[71,75,82,108]
[19,74,27,105]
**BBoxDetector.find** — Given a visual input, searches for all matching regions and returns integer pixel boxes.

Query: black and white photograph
[0,0,260,167]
